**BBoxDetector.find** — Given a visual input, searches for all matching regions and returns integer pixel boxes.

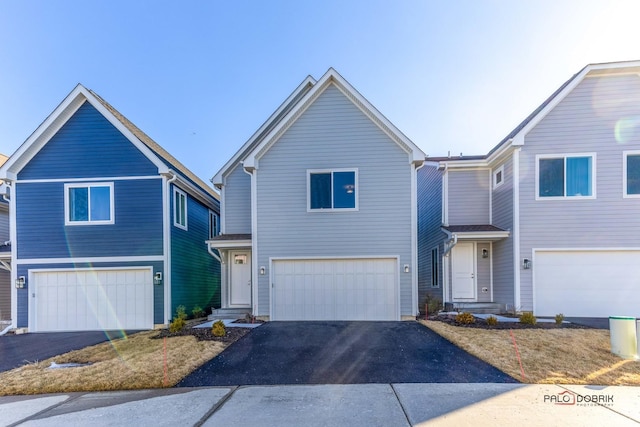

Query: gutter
[443,234,458,256]
[207,244,222,263]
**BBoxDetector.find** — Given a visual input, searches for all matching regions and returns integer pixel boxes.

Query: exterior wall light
[15,276,25,288]
[404,264,410,273]
[482,248,489,258]
[523,258,531,270]
[153,272,163,285]
[260,266,266,275]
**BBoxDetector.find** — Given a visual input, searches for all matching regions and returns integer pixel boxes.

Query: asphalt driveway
[0,330,130,372]
[178,321,517,386]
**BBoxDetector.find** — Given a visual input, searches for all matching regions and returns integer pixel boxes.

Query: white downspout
[243,165,258,318]
[207,244,222,263]
[412,160,425,317]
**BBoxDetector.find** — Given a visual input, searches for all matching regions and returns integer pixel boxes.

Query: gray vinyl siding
[0,203,8,241]
[0,204,8,321]
[447,169,491,225]
[255,84,414,316]
[518,73,640,311]
[491,157,514,307]
[476,242,491,302]
[223,165,251,234]
[417,164,445,310]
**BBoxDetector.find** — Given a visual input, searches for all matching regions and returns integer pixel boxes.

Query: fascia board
[212,75,317,186]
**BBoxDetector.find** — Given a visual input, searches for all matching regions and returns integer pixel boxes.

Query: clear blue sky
[1,0,640,182]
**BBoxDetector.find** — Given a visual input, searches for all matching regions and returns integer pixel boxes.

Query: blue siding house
[209,69,426,321]
[0,85,220,332]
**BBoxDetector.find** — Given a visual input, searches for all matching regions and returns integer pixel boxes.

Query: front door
[230,250,252,307]
[452,242,476,300]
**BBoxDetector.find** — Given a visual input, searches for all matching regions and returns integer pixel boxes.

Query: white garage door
[272,258,398,321]
[534,250,640,317]
[32,268,154,332]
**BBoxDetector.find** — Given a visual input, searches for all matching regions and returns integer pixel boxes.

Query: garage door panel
[33,268,153,332]
[535,251,640,317]
[273,258,397,321]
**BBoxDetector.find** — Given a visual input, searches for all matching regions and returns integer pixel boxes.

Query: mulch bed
[426,313,592,329]
[153,319,252,343]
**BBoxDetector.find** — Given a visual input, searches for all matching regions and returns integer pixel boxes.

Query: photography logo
[543,390,614,407]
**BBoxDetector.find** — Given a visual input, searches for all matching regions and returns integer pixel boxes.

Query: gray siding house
[209,68,426,321]
[418,60,640,318]
[0,153,10,326]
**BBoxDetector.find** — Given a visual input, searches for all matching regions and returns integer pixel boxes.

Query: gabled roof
[213,68,426,187]
[429,60,640,166]
[0,84,218,201]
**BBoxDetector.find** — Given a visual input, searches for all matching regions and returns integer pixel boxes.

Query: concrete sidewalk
[1,384,639,426]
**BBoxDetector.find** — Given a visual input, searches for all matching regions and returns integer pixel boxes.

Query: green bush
[424,295,443,316]
[455,312,475,325]
[192,305,205,319]
[486,315,498,326]
[175,305,188,321]
[519,311,537,325]
[555,313,564,326]
[212,320,226,337]
[169,317,186,333]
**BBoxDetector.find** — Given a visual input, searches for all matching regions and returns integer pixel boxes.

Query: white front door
[230,250,251,307]
[452,242,476,300]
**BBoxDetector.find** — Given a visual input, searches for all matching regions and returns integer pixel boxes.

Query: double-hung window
[308,169,358,211]
[65,183,114,225]
[537,154,595,199]
[208,210,220,238]
[493,164,504,189]
[174,188,188,230]
[624,151,640,197]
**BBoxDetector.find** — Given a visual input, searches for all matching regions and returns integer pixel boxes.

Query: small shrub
[519,311,537,325]
[455,312,475,325]
[212,320,226,337]
[245,313,256,323]
[424,295,443,316]
[555,313,564,326]
[175,305,188,321]
[169,317,186,333]
[192,305,205,319]
[486,315,498,326]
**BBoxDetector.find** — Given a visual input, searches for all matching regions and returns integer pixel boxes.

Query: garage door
[534,250,640,317]
[32,268,154,332]
[272,258,398,321]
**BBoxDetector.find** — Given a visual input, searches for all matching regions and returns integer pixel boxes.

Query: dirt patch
[427,313,591,329]
[154,323,251,343]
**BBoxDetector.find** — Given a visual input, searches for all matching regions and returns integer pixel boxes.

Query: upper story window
[536,154,595,199]
[65,182,114,225]
[174,188,188,230]
[307,169,358,211]
[624,151,640,198]
[431,247,439,288]
[493,164,504,189]
[208,210,220,239]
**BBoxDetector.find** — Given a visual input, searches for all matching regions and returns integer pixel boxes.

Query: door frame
[229,249,252,308]
[451,242,477,301]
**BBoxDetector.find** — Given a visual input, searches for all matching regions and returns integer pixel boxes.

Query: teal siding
[170,184,221,318]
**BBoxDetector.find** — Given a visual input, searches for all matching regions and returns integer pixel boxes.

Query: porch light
[153,272,163,285]
[482,249,489,258]
[260,266,266,275]
[15,276,25,288]
[404,264,410,273]
[523,258,531,270]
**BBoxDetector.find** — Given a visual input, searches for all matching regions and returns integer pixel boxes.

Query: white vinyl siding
[173,188,187,230]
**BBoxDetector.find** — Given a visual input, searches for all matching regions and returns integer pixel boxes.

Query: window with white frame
[174,188,187,229]
[308,169,357,211]
[431,247,439,288]
[537,154,595,198]
[208,210,220,239]
[493,164,504,189]
[624,151,640,197]
[65,183,114,225]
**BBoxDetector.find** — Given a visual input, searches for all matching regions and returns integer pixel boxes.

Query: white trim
[17,175,161,184]
[535,153,597,200]
[220,184,226,234]
[493,164,505,189]
[623,150,640,198]
[9,183,17,328]
[206,240,252,250]
[442,169,449,226]
[28,266,154,332]
[489,241,494,302]
[173,187,188,230]
[64,182,115,226]
[208,210,220,239]
[513,148,521,310]
[269,256,401,321]
[162,173,175,325]
[16,255,165,265]
[451,242,477,302]
[306,168,359,212]
[246,167,259,317]
[411,162,422,315]
[488,169,493,224]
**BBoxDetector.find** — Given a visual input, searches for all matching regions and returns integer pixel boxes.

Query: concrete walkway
[1,384,639,426]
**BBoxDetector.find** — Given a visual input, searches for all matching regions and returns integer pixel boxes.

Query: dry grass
[0,331,226,396]
[421,320,640,385]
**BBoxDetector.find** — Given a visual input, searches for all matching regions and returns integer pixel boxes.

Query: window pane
[333,171,355,208]
[310,173,332,209]
[627,155,640,195]
[69,187,88,221]
[90,186,111,221]
[179,194,186,225]
[566,157,592,196]
[539,158,564,197]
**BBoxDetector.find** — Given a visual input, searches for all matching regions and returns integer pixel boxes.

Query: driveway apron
[178,321,517,386]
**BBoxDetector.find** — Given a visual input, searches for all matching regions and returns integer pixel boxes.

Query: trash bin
[609,316,637,359]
